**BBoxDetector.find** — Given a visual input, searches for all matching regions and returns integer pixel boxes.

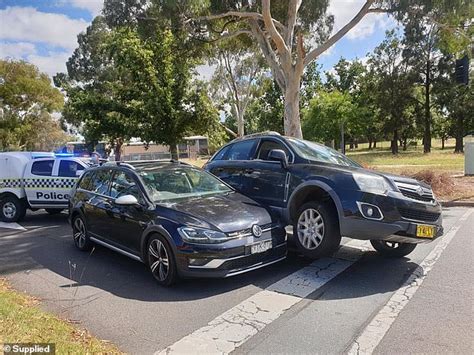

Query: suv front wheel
[293,201,341,259]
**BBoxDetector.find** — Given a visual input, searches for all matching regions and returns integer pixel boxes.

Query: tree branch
[285,0,302,46]
[262,0,290,64]
[304,0,375,66]
[248,19,286,89]
[192,11,286,31]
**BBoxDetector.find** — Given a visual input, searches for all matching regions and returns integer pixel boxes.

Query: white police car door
[25,159,84,209]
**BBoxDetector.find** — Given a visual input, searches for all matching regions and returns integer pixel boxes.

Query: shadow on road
[1,211,423,303]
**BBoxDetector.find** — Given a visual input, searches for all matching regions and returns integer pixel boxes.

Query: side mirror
[115,194,139,206]
[268,149,288,169]
[75,170,84,177]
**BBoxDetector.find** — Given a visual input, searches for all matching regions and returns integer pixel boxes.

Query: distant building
[117,136,209,161]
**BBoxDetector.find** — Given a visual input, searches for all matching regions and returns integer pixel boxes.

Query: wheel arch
[287,181,343,226]
[140,225,178,262]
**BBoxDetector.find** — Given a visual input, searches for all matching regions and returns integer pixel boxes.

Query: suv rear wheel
[370,240,416,258]
[293,201,341,259]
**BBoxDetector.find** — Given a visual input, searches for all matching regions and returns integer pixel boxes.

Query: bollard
[465,142,474,176]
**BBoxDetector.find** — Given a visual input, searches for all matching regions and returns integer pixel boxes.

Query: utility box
[465,142,474,176]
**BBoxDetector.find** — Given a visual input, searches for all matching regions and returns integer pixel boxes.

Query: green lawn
[0,278,121,354]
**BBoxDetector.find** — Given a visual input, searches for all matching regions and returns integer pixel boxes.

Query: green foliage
[0,59,66,151]
[303,90,356,144]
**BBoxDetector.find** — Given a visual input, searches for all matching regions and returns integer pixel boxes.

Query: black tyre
[0,196,27,223]
[72,215,92,251]
[370,240,417,258]
[293,201,341,259]
[45,208,64,215]
[147,234,178,286]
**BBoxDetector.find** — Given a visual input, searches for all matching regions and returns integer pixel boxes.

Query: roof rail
[101,161,136,169]
[232,131,281,142]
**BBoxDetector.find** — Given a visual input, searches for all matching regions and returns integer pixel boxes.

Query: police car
[0,152,91,222]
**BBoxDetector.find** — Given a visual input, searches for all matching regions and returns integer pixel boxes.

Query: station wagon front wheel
[293,201,341,259]
[147,235,178,286]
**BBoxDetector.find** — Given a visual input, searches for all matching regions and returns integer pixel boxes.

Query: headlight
[178,227,230,244]
[353,173,392,195]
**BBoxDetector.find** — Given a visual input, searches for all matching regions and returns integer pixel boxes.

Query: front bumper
[175,227,287,278]
[339,190,443,244]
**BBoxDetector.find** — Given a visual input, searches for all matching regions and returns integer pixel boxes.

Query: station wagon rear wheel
[293,201,341,259]
[370,240,416,258]
[72,216,92,251]
[147,235,178,286]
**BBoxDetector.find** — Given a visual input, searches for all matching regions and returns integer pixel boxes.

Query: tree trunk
[237,107,245,137]
[283,78,303,138]
[403,137,407,151]
[441,137,445,150]
[423,60,431,153]
[391,129,399,155]
[373,140,377,148]
[114,138,123,161]
[368,139,372,150]
[170,144,179,160]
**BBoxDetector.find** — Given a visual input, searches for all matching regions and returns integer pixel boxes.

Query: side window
[59,160,85,177]
[78,171,94,191]
[110,171,142,200]
[211,145,230,161]
[90,169,112,196]
[257,140,290,161]
[225,140,256,161]
[31,160,54,176]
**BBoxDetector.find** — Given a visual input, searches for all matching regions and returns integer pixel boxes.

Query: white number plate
[250,240,272,254]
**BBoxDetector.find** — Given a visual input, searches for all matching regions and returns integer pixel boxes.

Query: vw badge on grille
[416,186,424,196]
[252,224,262,237]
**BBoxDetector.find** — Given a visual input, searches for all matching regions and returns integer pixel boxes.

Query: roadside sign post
[465,142,474,176]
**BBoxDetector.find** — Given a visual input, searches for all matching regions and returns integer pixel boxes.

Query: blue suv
[204,132,443,259]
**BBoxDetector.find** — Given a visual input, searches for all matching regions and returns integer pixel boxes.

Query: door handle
[244,169,254,174]
[215,168,224,173]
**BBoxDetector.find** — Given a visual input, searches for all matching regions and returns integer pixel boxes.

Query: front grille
[399,188,434,203]
[398,207,440,222]
[228,222,276,237]
[223,245,285,271]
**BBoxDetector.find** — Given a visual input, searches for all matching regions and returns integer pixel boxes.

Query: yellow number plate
[416,224,435,238]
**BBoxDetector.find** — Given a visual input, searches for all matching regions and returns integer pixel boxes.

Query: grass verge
[0,278,120,353]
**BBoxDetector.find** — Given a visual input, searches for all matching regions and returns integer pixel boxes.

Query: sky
[0,0,397,81]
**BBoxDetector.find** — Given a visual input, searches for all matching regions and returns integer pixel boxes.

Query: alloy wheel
[297,208,325,250]
[148,239,169,282]
[73,218,87,248]
[3,202,16,219]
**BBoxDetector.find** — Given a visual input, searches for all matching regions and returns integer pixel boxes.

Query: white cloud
[0,41,36,58]
[0,6,88,50]
[28,51,70,78]
[328,0,395,40]
[67,0,103,17]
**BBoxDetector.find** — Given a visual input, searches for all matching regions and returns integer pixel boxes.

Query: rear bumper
[175,228,287,278]
[339,190,443,244]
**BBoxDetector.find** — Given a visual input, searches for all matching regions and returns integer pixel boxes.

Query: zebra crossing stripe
[156,240,370,355]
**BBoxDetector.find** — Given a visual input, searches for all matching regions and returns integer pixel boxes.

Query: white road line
[157,240,369,355]
[0,222,26,231]
[347,209,474,355]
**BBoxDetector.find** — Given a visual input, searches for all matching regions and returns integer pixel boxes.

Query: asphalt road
[0,207,472,354]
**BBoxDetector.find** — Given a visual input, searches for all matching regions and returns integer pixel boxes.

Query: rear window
[31,160,54,176]
[90,169,112,195]
[224,140,255,161]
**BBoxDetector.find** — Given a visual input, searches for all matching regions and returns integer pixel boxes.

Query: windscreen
[138,166,231,202]
[287,138,361,167]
